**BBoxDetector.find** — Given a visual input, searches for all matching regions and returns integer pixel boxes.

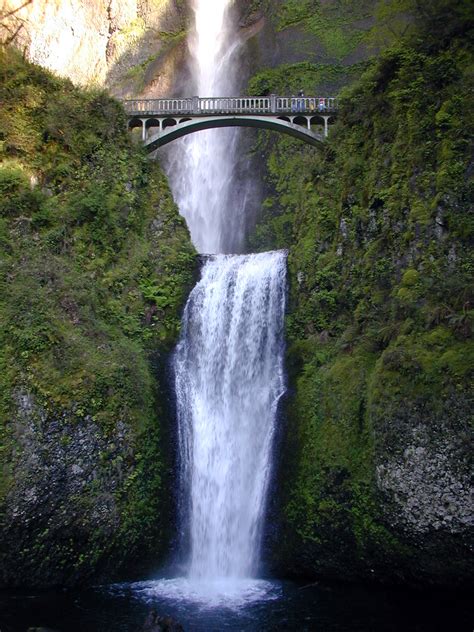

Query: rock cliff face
[1,0,188,95]
[0,48,196,587]
[242,0,376,75]
[249,1,474,587]
[2,0,375,98]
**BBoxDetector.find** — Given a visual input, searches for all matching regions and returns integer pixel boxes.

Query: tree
[0,0,33,46]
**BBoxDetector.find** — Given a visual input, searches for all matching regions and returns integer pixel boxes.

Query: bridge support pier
[140,118,148,141]
[322,115,330,138]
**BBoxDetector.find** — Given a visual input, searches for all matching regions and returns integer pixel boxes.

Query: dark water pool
[0,576,472,632]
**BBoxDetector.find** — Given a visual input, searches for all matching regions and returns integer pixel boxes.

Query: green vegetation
[275,0,376,60]
[248,61,367,97]
[0,47,195,587]
[250,0,474,585]
[123,29,187,93]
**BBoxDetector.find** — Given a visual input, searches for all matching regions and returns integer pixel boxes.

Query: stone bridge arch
[124,96,338,151]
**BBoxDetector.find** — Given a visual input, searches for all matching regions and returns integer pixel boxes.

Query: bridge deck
[123,96,338,117]
[124,96,338,150]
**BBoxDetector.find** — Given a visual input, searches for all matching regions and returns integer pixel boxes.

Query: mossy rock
[0,48,196,588]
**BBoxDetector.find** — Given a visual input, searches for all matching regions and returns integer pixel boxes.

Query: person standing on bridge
[298,89,305,112]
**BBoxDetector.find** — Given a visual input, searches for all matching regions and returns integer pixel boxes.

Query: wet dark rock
[143,609,184,632]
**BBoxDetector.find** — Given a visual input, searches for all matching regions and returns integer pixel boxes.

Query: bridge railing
[124,98,194,115]
[197,96,272,112]
[277,97,337,113]
[124,96,338,116]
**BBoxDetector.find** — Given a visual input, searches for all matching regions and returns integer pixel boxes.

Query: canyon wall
[1,0,189,96]
[249,1,474,587]
[0,47,196,587]
[2,0,375,97]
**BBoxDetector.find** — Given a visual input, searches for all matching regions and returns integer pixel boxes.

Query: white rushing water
[144,0,289,605]
[174,252,287,581]
[164,0,246,254]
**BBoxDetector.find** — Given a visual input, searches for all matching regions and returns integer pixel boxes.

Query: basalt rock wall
[0,48,196,587]
[1,0,189,96]
[249,1,474,588]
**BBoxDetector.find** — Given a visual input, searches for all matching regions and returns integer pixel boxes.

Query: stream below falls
[0,580,472,631]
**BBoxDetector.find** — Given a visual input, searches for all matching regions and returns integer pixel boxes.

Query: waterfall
[174,252,287,580]
[164,0,246,254]
[160,0,288,600]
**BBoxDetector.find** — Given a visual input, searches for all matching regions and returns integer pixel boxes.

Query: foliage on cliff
[250,0,474,585]
[246,0,376,105]
[274,0,376,61]
[0,47,195,587]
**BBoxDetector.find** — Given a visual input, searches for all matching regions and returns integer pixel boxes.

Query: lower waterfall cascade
[174,251,287,581]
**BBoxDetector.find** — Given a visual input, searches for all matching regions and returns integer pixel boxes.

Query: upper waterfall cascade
[163,0,245,254]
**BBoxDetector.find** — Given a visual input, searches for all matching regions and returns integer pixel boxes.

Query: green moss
[248,61,367,97]
[0,47,196,587]
[257,2,474,584]
[275,0,377,61]
[123,29,187,92]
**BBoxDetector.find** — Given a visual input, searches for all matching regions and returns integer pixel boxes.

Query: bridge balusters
[123,95,338,119]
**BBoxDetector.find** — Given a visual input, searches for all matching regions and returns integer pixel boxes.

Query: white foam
[174,252,287,580]
[114,577,281,611]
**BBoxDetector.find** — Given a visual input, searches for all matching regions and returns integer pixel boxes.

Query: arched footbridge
[124,96,338,151]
